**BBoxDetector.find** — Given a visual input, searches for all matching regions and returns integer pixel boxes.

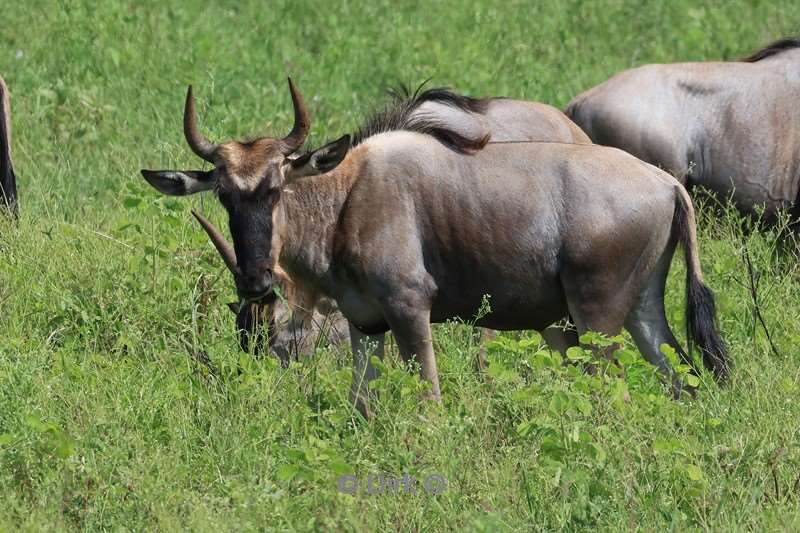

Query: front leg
[386,309,441,403]
[348,322,385,419]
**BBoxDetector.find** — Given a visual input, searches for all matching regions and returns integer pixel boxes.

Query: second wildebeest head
[193,209,349,365]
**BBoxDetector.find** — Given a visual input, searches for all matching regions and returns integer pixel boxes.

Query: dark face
[226,192,279,300]
[212,149,286,301]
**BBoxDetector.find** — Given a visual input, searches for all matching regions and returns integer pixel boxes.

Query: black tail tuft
[686,277,730,381]
[674,187,730,382]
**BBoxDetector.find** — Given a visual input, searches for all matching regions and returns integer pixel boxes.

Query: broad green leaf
[276,464,300,482]
[566,346,589,362]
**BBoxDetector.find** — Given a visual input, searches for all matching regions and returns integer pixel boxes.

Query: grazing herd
[4,38,799,417]
[141,80,727,415]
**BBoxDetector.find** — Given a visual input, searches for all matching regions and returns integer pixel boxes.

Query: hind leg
[568,312,626,363]
[624,250,696,395]
[563,284,629,362]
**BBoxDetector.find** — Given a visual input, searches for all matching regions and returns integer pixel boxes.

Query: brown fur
[143,82,727,418]
[215,140,284,193]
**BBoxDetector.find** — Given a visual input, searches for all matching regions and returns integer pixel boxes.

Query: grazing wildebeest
[566,37,800,222]
[195,86,591,364]
[0,76,18,217]
[192,208,350,365]
[141,80,728,417]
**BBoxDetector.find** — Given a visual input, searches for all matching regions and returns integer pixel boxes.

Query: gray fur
[566,41,800,219]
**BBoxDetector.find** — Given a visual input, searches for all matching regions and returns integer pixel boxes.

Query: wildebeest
[195,85,592,364]
[284,86,590,359]
[141,80,728,416]
[0,76,18,217]
[566,37,800,222]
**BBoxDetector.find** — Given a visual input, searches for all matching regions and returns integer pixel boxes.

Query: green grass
[2,0,800,530]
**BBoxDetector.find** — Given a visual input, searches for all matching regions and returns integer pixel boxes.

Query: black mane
[741,37,800,62]
[349,83,490,153]
[387,84,489,115]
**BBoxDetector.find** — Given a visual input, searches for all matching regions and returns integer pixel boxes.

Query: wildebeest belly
[333,285,389,335]
[424,217,566,331]
[428,268,567,331]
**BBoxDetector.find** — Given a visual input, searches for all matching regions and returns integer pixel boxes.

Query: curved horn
[191,210,239,274]
[280,78,310,154]
[184,86,218,163]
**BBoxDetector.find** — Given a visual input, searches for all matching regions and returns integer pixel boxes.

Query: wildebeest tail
[673,185,729,381]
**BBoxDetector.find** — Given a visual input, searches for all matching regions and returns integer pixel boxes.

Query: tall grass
[1,0,800,529]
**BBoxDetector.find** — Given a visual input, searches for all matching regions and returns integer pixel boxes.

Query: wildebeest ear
[286,135,350,180]
[226,302,239,315]
[140,169,215,196]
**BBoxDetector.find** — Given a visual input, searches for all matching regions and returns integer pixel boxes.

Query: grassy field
[2,0,800,530]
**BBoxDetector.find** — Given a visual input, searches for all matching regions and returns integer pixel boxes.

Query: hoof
[670,378,698,399]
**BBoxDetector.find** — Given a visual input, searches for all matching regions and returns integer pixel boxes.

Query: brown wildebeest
[323,86,592,358]
[566,37,800,222]
[195,86,591,365]
[141,80,728,417]
[0,76,18,217]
